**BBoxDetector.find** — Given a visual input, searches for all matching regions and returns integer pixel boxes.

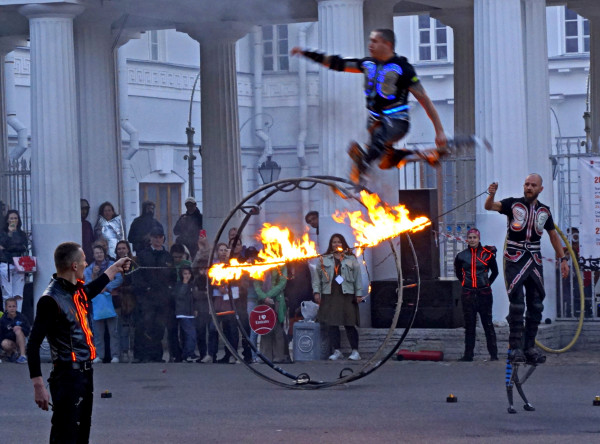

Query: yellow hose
[535,224,585,353]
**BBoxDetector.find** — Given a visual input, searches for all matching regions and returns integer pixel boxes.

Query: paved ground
[2,351,599,443]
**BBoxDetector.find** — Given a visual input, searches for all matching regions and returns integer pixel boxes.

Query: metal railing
[551,135,599,320]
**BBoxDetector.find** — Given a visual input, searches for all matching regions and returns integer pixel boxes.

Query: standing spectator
[254,265,289,363]
[305,210,319,235]
[174,266,200,362]
[0,297,31,363]
[128,201,163,255]
[132,226,175,363]
[0,210,28,312]
[173,196,203,259]
[81,199,95,261]
[209,243,239,364]
[171,243,192,280]
[113,240,137,362]
[84,244,123,363]
[193,258,212,363]
[229,236,253,363]
[94,201,125,257]
[26,242,129,443]
[453,228,499,362]
[168,243,193,361]
[313,233,364,361]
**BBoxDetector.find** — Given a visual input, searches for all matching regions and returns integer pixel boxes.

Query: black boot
[524,348,546,365]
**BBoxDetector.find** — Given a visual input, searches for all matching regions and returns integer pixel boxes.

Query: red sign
[249,305,276,335]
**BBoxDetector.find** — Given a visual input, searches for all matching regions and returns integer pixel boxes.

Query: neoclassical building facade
[1,0,599,323]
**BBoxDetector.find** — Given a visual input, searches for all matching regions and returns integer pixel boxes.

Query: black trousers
[329,325,359,351]
[461,287,498,359]
[364,116,410,163]
[48,365,94,444]
[504,254,545,350]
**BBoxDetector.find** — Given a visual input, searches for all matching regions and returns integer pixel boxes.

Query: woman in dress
[313,233,364,361]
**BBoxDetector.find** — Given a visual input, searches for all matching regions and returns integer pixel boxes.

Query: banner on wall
[578,157,600,259]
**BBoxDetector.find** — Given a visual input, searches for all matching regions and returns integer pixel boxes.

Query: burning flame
[208,191,430,283]
[208,224,318,284]
[333,191,431,255]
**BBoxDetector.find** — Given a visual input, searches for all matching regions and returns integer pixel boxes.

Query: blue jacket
[0,311,31,341]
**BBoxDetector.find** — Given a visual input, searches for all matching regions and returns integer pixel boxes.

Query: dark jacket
[173,209,203,255]
[173,282,200,317]
[454,244,499,289]
[0,311,31,340]
[127,214,163,254]
[26,273,110,376]
[0,229,28,263]
[133,246,175,293]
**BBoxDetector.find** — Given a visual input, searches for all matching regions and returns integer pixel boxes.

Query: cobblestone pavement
[2,350,599,443]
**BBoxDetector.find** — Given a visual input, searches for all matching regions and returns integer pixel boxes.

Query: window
[263,25,289,71]
[149,31,159,61]
[417,16,448,62]
[564,7,589,54]
[139,183,181,247]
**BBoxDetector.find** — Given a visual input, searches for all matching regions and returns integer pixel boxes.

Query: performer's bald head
[526,173,543,185]
[523,173,544,202]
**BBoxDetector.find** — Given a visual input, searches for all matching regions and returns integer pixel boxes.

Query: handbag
[12,256,37,273]
[92,291,117,320]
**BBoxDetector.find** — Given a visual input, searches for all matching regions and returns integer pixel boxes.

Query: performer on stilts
[485,174,569,364]
[290,28,447,183]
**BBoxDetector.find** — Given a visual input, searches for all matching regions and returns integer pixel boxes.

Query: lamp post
[258,155,281,184]
[184,72,201,197]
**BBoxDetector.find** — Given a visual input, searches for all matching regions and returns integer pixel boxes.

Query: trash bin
[293,321,329,361]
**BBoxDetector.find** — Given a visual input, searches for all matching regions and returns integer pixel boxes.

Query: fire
[208,191,430,284]
[208,224,318,284]
[332,190,431,255]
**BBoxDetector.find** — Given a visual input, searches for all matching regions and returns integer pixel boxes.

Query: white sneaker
[200,355,212,363]
[348,350,361,361]
[229,356,237,364]
[111,356,119,363]
[92,357,102,364]
[328,349,343,361]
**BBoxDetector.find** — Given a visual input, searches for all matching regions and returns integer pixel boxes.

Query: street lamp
[184,72,202,198]
[258,156,281,184]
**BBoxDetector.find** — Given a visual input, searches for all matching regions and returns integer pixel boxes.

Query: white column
[362,0,396,285]
[74,19,122,218]
[436,9,476,227]
[523,0,557,320]
[474,0,529,321]
[363,0,394,45]
[0,37,25,204]
[317,0,365,225]
[20,3,84,302]
[187,23,250,239]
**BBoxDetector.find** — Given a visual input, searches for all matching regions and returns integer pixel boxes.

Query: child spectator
[0,297,31,363]
[174,266,200,362]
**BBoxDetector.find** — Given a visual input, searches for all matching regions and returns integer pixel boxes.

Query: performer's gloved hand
[290,46,304,56]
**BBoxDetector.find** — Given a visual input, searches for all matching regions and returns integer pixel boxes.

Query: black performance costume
[500,197,555,356]
[454,244,499,360]
[302,51,418,169]
[27,273,110,444]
